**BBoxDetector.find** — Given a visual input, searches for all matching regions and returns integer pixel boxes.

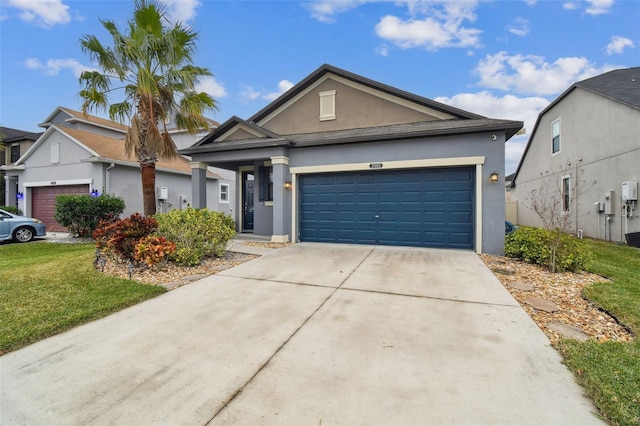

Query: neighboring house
[510,67,640,243]
[182,64,523,255]
[0,127,43,205]
[1,107,235,232]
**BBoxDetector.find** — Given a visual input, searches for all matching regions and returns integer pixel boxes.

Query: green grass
[557,239,640,425]
[0,241,165,353]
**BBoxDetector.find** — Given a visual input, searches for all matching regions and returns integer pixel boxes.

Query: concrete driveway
[1,243,603,425]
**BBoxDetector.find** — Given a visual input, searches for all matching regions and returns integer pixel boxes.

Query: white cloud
[240,80,294,103]
[474,51,615,96]
[435,91,549,173]
[305,0,368,23]
[160,0,201,23]
[562,2,578,10]
[507,17,529,36]
[606,35,634,55]
[375,0,482,51]
[25,57,95,78]
[240,84,261,103]
[196,76,227,98]
[585,0,614,15]
[524,0,537,6]
[264,80,295,101]
[7,0,71,27]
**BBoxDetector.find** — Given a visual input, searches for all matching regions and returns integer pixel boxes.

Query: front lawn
[0,241,165,354]
[557,239,640,425]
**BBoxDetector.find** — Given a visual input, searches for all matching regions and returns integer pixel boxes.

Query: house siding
[262,78,440,135]
[512,88,640,241]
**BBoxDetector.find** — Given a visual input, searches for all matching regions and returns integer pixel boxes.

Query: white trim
[264,201,273,207]
[551,117,561,155]
[291,173,298,242]
[271,234,289,243]
[219,182,230,204]
[217,124,268,141]
[270,156,289,165]
[24,179,92,188]
[475,165,483,254]
[257,73,456,126]
[289,157,485,251]
[289,156,485,175]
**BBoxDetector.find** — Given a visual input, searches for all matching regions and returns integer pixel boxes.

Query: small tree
[525,160,591,272]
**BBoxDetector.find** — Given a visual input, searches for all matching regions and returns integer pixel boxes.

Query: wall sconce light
[489,172,499,183]
[90,189,100,197]
[16,192,24,200]
[284,181,292,190]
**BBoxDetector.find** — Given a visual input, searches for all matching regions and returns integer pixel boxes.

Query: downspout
[105,163,115,193]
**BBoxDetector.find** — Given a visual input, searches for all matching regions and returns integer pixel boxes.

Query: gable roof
[187,64,523,155]
[39,106,129,133]
[574,67,640,110]
[0,126,42,143]
[16,125,220,178]
[510,67,640,185]
[249,64,484,124]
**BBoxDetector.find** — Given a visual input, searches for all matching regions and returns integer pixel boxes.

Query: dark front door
[242,172,254,231]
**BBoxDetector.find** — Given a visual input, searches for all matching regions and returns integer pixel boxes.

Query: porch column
[190,162,208,209]
[6,175,18,208]
[271,156,290,243]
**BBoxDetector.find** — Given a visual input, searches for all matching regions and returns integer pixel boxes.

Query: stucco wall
[511,88,640,242]
[285,132,507,254]
[262,77,443,135]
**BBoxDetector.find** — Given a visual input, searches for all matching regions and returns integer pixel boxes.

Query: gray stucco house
[510,67,640,243]
[183,65,522,255]
[1,107,235,232]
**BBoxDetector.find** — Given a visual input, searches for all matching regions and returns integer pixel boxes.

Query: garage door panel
[32,185,90,232]
[300,167,474,249]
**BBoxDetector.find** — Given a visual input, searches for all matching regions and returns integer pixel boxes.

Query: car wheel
[13,226,35,243]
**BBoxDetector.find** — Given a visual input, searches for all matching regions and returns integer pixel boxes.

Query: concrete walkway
[0,243,603,425]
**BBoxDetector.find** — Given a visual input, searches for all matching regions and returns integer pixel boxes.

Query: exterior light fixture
[490,172,499,182]
[284,181,292,190]
[16,192,24,200]
[127,262,135,280]
[90,189,100,197]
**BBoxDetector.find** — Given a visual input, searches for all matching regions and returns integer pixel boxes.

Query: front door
[242,172,254,231]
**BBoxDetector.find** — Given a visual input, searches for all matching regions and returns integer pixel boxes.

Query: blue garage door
[300,167,474,249]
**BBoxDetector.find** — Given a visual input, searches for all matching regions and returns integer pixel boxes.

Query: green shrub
[93,213,158,261]
[1,205,20,214]
[505,227,593,272]
[155,207,236,266]
[55,194,125,237]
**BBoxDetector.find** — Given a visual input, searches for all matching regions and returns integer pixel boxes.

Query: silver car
[0,208,47,242]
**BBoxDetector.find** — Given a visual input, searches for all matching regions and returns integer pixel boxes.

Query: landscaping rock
[508,281,534,291]
[546,321,590,341]
[524,297,559,313]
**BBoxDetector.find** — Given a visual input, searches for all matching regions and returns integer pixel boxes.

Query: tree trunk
[141,162,157,216]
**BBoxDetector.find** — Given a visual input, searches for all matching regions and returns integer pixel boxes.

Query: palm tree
[78,0,217,215]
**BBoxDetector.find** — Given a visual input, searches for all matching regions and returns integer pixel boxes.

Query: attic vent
[319,90,336,121]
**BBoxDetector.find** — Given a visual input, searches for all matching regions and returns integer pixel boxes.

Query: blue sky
[1,0,638,173]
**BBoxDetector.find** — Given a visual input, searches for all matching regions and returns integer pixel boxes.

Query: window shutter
[319,90,336,121]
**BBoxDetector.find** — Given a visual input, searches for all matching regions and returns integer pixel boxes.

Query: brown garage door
[32,185,90,232]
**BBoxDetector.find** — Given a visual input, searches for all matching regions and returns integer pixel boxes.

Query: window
[10,145,20,163]
[319,90,336,121]
[258,165,273,202]
[552,119,561,154]
[219,183,229,203]
[562,176,571,212]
